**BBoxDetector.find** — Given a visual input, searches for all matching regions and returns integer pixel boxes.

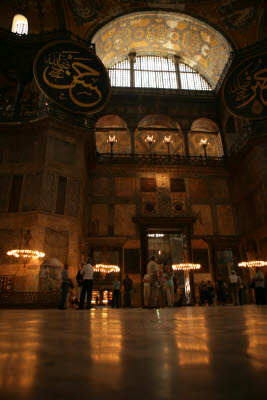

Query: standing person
[147,256,158,308]
[78,257,94,310]
[206,280,214,306]
[59,264,72,309]
[228,269,240,305]
[216,275,226,305]
[76,263,84,301]
[199,280,206,306]
[112,275,120,308]
[156,269,165,308]
[143,273,150,308]
[253,267,265,305]
[123,274,133,307]
[238,275,245,305]
[164,265,175,307]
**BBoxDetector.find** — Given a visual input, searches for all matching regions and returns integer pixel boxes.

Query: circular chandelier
[172,263,201,271]
[238,260,267,268]
[7,249,45,259]
[94,264,120,274]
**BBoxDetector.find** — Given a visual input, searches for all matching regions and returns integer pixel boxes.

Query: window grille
[108,56,211,91]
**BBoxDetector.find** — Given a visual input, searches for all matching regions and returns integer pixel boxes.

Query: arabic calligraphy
[223,53,267,119]
[34,41,111,114]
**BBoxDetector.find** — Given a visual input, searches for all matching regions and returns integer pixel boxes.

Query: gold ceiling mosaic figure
[92,11,232,88]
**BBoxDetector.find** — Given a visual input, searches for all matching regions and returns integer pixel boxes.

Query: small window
[11,14,28,35]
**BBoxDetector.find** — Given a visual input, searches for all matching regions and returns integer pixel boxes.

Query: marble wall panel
[41,172,56,212]
[66,178,80,218]
[211,178,229,199]
[47,137,76,164]
[189,178,210,198]
[0,176,11,212]
[114,204,136,236]
[192,205,213,235]
[217,205,235,235]
[92,177,109,197]
[0,229,21,264]
[115,177,136,197]
[140,177,156,192]
[44,228,69,264]
[22,173,42,212]
[91,204,108,235]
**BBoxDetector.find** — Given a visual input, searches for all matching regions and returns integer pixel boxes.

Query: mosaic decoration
[33,40,111,114]
[92,11,232,88]
[217,1,257,30]
[222,53,267,120]
[171,193,185,216]
[142,194,158,216]
[68,0,103,24]
[188,133,222,157]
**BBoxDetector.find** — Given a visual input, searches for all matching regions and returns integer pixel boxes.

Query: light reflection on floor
[0,306,267,400]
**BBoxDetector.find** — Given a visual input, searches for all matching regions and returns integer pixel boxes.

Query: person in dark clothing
[59,264,72,309]
[206,280,215,305]
[78,257,94,310]
[112,276,121,308]
[199,280,206,306]
[123,274,133,307]
[216,275,226,305]
[76,264,84,301]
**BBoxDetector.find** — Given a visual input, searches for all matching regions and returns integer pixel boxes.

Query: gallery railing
[96,152,225,167]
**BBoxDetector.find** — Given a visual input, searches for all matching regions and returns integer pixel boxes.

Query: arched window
[108,55,211,91]
[11,14,28,35]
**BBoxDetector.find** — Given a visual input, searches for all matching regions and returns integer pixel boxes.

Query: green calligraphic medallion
[33,40,111,114]
[222,53,267,119]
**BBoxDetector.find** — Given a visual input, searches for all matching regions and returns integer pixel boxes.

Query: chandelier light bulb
[238,260,267,268]
[172,263,201,271]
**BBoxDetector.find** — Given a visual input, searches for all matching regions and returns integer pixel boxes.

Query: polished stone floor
[1,305,267,400]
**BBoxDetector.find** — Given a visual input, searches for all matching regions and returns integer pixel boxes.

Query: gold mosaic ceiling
[92,11,232,88]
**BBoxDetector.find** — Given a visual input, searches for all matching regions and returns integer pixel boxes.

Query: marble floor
[1,305,267,400]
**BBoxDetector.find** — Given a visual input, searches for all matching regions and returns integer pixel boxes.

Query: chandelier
[94,264,120,277]
[238,261,267,268]
[7,249,45,259]
[172,263,201,271]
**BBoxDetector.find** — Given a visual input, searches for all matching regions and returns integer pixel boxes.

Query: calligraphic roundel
[222,53,267,120]
[33,40,111,114]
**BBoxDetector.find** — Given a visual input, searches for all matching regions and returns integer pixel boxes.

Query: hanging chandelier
[7,249,45,259]
[238,261,267,268]
[172,263,201,271]
[94,264,120,274]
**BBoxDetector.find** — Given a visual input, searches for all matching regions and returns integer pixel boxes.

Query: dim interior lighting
[163,136,172,143]
[200,138,208,146]
[172,263,201,271]
[7,249,45,259]
[94,264,120,274]
[145,135,155,143]
[107,135,117,143]
[147,233,164,237]
[238,261,267,268]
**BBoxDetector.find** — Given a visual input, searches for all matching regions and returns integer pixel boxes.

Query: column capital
[128,52,136,62]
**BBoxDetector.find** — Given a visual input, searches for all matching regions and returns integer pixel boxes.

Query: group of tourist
[199,267,267,306]
[58,257,267,309]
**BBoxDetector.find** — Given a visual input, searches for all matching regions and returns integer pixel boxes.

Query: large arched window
[108,56,212,90]
[11,14,28,35]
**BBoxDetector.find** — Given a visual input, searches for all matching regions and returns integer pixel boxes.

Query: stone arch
[135,114,184,155]
[92,11,232,88]
[189,118,223,157]
[95,115,130,154]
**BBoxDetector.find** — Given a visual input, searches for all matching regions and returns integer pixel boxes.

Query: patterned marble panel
[192,205,213,235]
[66,178,80,218]
[22,173,42,212]
[216,205,235,236]
[189,178,210,198]
[91,204,108,235]
[114,204,136,236]
[41,172,56,213]
[115,177,136,197]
